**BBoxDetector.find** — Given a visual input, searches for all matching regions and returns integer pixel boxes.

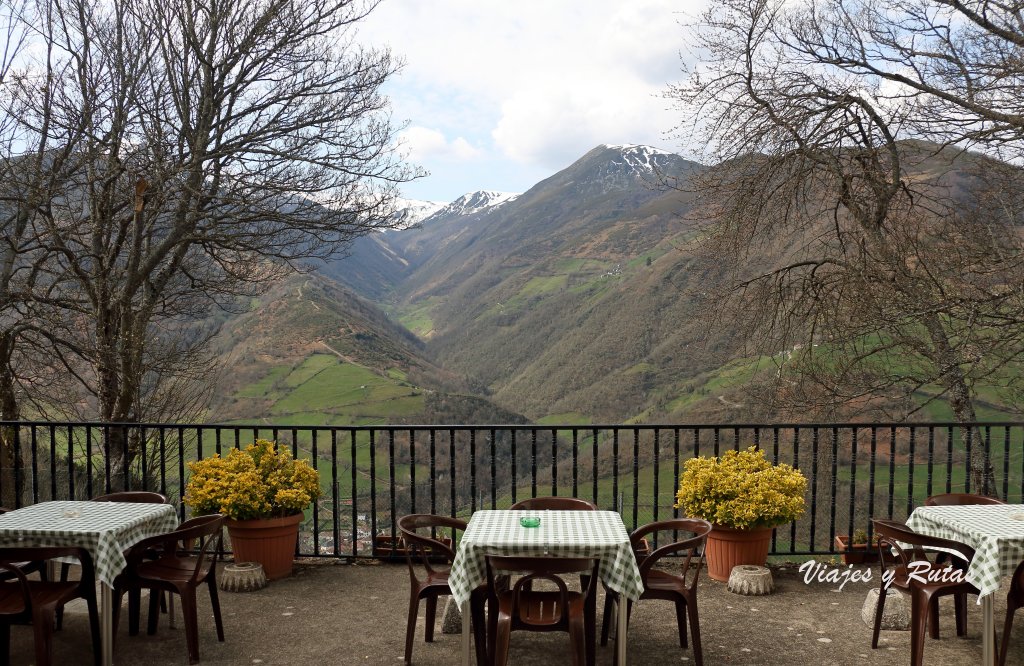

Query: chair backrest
[126,514,224,583]
[174,515,224,581]
[924,493,1005,506]
[509,497,598,511]
[630,519,712,589]
[485,555,597,628]
[92,491,168,504]
[397,514,464,578]
[871,518,975,570]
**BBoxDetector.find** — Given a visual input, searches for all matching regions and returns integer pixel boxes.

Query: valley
[207,143,1024,430]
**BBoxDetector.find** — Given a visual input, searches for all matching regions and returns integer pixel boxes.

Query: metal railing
[1,421,1021,559]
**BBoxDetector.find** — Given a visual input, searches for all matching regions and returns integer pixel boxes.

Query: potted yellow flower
[675,446,806,581]
[185,439,321,580]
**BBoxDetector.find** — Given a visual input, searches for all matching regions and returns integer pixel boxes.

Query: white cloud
[400,126,481,162]
[492,74,677,169]
[354,0,718,199]
[361,0,704,171]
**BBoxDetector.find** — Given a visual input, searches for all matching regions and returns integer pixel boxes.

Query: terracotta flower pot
[834,535,877,565]
[833,535,897,565]
[225,513,303,580]
[704,524,773,582]
[372,534,452,563]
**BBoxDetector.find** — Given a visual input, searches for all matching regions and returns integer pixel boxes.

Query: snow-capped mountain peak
[600,144,678,175]
[428,190,520,220]
[391,198,446,229]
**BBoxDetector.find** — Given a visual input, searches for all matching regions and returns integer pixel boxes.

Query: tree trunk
[923,313,995,495]
[95,301,132,491]
[0,333,20,507]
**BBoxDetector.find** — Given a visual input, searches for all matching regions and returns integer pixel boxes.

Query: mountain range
[208,142,1024,426]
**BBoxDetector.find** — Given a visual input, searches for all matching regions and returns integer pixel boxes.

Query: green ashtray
[520,517,541,528]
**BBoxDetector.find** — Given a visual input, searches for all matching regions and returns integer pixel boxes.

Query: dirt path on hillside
[317,340,374,373]
[296,280,322,311]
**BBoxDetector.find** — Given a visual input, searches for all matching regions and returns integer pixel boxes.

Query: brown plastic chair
[113,514,225,665]
[0,508,48,582]
[0,546,101,666]
[999,559,1024,666]
[509,497,598,595]
[924,493,1005,506]
[485,555,598,666]
[92,491,169,504]
[56,491,169,629]
[397,514,487,666]
[871,519,980,666]
[600,518,712,666]
[921,492,1004,609]
[509,497,599,511]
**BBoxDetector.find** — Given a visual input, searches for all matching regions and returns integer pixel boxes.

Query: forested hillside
[320,143,1024,425]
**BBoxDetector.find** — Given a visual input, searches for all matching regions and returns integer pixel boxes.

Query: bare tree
[0,0,417,484]
[0,0,89,504]
[670,0,1024,492]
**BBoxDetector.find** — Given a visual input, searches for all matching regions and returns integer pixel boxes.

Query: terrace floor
[16,559,1024,665]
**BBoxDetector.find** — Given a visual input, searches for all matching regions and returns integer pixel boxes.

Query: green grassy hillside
[207,272,520,428]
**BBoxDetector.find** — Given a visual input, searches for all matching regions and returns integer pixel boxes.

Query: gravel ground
[12,559,1024,665]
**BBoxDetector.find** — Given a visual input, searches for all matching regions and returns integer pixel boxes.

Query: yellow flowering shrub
[674,446,807,530]
[185,439,321,520]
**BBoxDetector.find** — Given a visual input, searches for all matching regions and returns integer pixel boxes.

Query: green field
[190,353,433,500]
[518,275,567,298]
[391,299,438,338]
[230,353,426,423]
[234,366,289,398]
[283,355,337,388]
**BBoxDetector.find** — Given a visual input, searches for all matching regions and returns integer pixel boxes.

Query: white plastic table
[449,509,644,665]
[906,503,1024,665]
[0,500,179,666]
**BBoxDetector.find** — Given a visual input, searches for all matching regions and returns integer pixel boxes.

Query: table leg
[616,596,627,665]
[462,599,471,666]
[102,582,113,666]
[982,594,994,666]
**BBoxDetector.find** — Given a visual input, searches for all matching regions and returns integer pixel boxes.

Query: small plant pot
[834,535,873,564]
[373,534,453,563]
[834,535,893,565]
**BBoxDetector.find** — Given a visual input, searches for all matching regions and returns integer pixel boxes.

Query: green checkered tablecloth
[448,509,644,606]
[905,504,1024,600]
[0,500,179,587]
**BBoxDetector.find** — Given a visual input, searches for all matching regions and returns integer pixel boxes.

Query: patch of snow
[602,143,674,155]
[582,144,683,190]
[426,190,521,220]
[389,198,446,229]
[608,144,677,174]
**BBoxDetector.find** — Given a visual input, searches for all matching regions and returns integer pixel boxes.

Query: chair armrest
[123,531,180,568]
[0,562,33,610]
[638,537,704,580]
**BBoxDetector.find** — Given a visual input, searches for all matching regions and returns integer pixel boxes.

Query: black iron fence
[1,421,1022,559]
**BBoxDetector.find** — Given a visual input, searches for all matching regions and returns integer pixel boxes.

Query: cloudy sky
[358,0,704,203]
